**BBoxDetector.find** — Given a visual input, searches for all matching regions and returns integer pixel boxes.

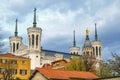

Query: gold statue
[86,28,89,35]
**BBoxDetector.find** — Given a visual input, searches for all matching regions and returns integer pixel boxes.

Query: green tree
[66,56,86,71]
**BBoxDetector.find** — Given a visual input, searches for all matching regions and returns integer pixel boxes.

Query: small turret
[69,30,80,55]
[9,19,22,54]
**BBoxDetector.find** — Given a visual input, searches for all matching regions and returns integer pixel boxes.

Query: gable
[30,71,48,80]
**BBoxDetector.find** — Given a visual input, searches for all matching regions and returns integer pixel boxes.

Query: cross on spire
[33,8,37,27]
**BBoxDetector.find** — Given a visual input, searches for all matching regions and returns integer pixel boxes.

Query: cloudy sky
[0,0,120,60]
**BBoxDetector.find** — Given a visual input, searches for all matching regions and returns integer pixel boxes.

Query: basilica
[9,9,102,70]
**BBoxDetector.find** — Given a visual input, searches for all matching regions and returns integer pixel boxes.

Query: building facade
[0,53,30,80]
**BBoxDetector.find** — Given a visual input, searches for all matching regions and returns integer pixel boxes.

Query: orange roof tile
[0,53,28,59]
[35,68,99,79]
[51,59,68,64]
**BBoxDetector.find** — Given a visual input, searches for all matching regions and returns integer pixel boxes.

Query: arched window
[32,34,34,46]
[13,43,15,52]
[99,47,101,56]
[77,52,78,55]
[87,51,89,55]
[83,52,85,56]
[96,47,98,56]
[73,52,75,55]
[36,35,38,46]
[17,43,19,50]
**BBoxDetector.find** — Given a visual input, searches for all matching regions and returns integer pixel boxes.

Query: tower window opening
[96,47,98,56]
[36,55,38,58]
[29,35,31,46]
[99,47,101,56]
[17,43,19,50]
[13,43,15,52]
[87,52,89,56]
[83,52,85,56]
[36,35,38,47]
[32,34,34,46]
[77,52,78,55]
[73,52,75,55]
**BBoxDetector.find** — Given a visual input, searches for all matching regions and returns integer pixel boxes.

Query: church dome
[83,40,92,48]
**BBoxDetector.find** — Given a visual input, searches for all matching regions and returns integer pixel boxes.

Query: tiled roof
[0,53,28,59]
[35,68,99,79]
[51,59,68,64]
[43,49,80,58]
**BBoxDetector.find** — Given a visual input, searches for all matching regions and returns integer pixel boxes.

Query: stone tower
[9,19,22,54]
[27,8,42,51]
[27,8,42,69]
[69,30,80,55]
[91,23,102,61]
[82,28,93,57]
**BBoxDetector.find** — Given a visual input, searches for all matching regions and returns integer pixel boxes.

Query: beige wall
[31,72,48,80]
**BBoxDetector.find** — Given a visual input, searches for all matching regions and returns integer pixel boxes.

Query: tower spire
[73,30,76,47]
[86,28,89,40]
[15,19,18,36]
[33,8,37,27]
[95,23,98,41]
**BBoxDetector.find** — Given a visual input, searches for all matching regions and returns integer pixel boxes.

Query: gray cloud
[0,0,120,60]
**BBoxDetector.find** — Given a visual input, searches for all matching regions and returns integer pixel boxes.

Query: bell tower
[27,8,42,69]
[69,30,80,55]
[27,8,42,51]
[9,19,22,54]
[91,23,102,61]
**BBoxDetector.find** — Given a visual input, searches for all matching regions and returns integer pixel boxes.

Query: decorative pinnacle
[95,23,98,41]
[15,19,18,36]
[86,28,89,36]
[73,30,76,47]
[86,28,89,40]
[33,8,37,27]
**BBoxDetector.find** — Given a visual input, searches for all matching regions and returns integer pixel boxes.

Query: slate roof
[43,49,78,59]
